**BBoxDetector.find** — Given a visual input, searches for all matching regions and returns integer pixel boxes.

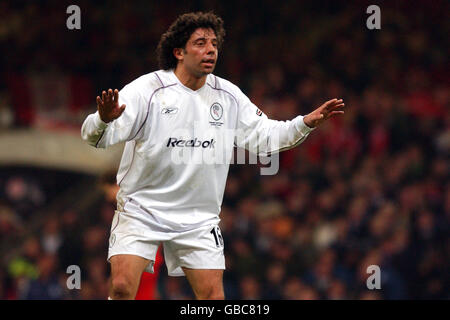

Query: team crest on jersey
[209,103,224,127]
[210,103,223,120]
[256,108,263,116]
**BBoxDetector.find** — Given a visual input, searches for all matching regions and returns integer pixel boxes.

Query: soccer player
[81,11,344,300]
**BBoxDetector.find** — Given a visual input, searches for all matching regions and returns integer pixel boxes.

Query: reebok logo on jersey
[167,137,215,148]
[161,107,178,114]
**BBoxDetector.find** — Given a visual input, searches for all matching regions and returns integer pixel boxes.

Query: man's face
[176,28,218,77]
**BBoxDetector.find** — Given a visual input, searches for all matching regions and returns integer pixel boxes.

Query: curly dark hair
[156,11,226,70]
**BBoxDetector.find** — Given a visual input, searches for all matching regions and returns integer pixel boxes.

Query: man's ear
[173,48,184,62]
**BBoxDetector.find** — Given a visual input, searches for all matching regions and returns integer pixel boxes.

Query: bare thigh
[109,254,150,299]
[182,268,224,300]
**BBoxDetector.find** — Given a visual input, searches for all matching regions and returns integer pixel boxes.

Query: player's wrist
[302,114,315,128]
[95,112,109,128]
[295,115,316,135]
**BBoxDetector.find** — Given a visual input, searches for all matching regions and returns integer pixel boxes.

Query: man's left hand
[303,98,345,128]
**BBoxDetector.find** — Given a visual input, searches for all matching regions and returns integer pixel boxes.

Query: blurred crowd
[0,0,449,299]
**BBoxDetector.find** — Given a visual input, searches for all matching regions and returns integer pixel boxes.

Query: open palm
[303,98,345,128]
[96,89,126,123]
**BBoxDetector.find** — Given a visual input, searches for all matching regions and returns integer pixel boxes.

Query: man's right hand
[96,89,126,123]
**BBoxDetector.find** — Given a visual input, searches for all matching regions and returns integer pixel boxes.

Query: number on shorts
[210,226,224,248]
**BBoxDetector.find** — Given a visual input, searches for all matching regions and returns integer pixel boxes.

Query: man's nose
[206,41,216,54]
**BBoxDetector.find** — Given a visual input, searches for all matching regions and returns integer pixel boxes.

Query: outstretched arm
[81,86,147,148]
[236,96,345,156]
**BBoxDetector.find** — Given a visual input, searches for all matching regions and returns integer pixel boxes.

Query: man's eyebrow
[193,37,218,42]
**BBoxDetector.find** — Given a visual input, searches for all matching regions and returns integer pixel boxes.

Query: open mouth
[201,58,215,67]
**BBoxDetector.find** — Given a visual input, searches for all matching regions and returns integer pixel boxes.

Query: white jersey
[81,69,314,232]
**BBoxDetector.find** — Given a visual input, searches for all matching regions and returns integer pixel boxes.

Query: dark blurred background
[0,0,448,299]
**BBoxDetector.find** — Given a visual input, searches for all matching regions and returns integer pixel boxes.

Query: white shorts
[107,208,225,276]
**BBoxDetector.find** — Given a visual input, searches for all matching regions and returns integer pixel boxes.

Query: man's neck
[174,66,207,91]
